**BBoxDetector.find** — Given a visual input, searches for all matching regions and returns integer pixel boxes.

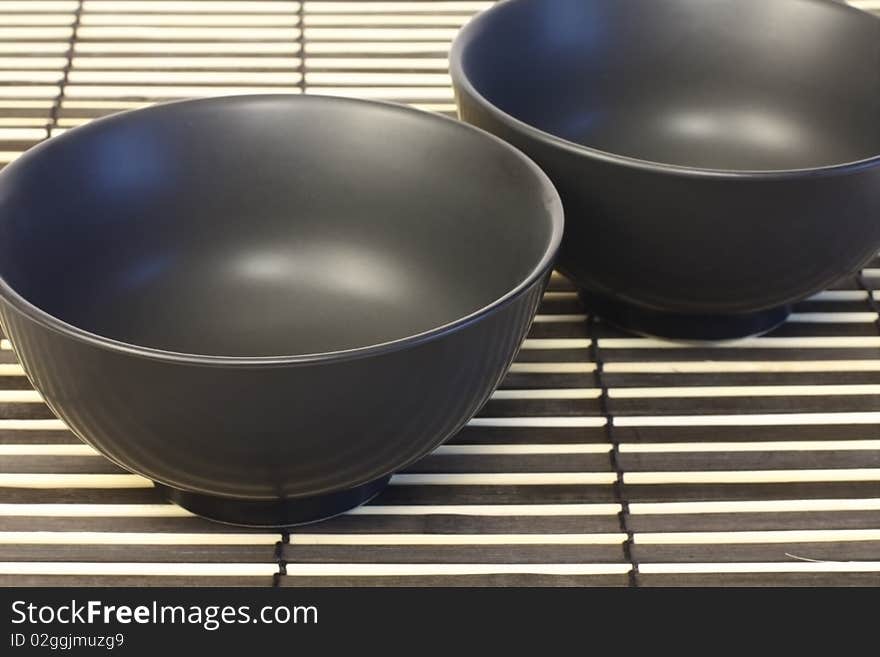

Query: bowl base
[578,290,791,341]
[154,475,392,528]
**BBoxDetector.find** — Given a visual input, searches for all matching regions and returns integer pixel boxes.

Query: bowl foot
[577,290,791,341]
[153,475,392,528]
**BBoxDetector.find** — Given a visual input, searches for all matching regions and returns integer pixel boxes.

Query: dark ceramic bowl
[0,95,562,526]
[451,0,880,339]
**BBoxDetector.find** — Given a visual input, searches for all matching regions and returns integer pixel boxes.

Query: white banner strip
[0,390,42,402]
[0,419,67,430]
[603,360,880,373]
[0,532,276,545]
[391,473,617,485]
[348,503,621,516]
[520,338,591,350]
[609,384,880,398]
[305,2,492,12]
[0,562,632,577]
[491,388,601,400]
[621,440,880,453]
[80,15,302,27]
[0,444,94,455]
[467,417,606,427]
[290,533,625,545]
[0,474,152,488]
[532,314,587,323]
[508,363,596,373]
[637,529,880,545]
[0,503,191,517]
[0,562,277,576]
[433,444,610,455]
[281,563,632,576]
[83,2,301,12]
[600,336,880,349]
[788,312,877,323]
[639,562,880,574]
[614,412,880,427]
[625,469,880,484]
[630,499,880,514]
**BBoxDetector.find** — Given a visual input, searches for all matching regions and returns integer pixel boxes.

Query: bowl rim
[0,94,564,366]
[449,0,880,179]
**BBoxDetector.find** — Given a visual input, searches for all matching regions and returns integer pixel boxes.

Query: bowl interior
[0,96,557,357]
[457,0,880,171]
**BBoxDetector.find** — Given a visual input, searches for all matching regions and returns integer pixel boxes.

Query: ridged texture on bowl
[0,272,548,501]
[456,93,880,314]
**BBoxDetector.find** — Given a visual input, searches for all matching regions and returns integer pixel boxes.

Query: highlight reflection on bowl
[0,95,563,526]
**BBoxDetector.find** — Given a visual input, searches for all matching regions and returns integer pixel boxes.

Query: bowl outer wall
[0,270,549,501]
[451,32,880,315]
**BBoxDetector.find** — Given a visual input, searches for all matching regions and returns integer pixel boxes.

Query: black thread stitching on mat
[272,532,290,587]
[297,2,306,93]
[588,316,639,587]
[46,0,83,140]
[856,269,880,335]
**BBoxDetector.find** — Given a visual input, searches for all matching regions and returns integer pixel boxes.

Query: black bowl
[0,95,562,526]
[451,0,880,340]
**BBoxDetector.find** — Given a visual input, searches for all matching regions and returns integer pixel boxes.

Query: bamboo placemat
[0,0,879,587]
